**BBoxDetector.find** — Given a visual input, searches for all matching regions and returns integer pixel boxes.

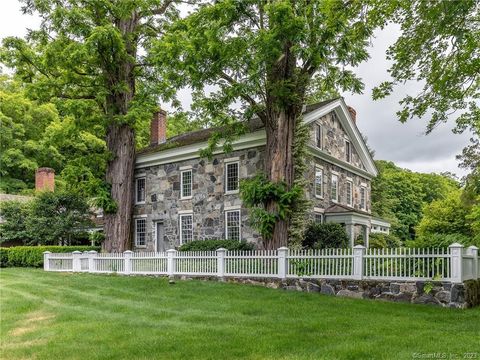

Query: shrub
[369,233,402,249]
[179,240,255,251]
[406,233,474,249]
[303,223,348,249]
[0,246,100,267]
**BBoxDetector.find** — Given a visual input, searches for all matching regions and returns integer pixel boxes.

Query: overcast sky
[0,0,471,177]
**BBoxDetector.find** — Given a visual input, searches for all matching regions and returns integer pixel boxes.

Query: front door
[155,222,167,252]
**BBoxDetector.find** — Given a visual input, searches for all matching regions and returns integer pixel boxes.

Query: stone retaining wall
[172,275,478,309]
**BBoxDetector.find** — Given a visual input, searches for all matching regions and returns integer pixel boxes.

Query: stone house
[133,98,390,251]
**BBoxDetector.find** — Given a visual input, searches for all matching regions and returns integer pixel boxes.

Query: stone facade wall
[134,148,265,251]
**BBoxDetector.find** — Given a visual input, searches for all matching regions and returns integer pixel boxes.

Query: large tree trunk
[103,124,136,252]
[263,110,297,250]
[102,15,138,252]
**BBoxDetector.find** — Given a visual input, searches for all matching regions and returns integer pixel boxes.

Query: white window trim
[224,156,240,162]
[135,172,146,178]
[314,212,324,224]
[225,209,241,241]
[135,218,147,248]
[179,212,194,245]
[331,174,339,203]
[135,177,146,205]
[179,165,192,171]
[315,123,323,149]
[345,139,351,163]
[346,180,353,207]
[225,161,240,195]
[180,169,193,200]
[314,166,323,199]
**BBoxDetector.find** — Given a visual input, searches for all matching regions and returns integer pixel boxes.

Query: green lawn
[1,269,479,360]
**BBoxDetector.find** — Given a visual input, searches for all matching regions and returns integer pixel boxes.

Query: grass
[1,269,479,360]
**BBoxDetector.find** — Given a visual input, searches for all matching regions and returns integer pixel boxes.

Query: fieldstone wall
[170,275,475,308]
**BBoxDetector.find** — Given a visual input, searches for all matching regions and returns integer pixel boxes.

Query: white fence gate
[44,243,479,283]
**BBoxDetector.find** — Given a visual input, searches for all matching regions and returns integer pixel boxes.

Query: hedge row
[179,240,254,251]
[0,246,101,268]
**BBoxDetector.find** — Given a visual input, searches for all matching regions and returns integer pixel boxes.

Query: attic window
[345,140,351,163]
[315,124,322,148]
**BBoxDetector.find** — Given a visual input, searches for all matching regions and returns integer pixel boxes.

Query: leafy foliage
[0,246,100,268]
[302,223,348,250]
[406,233,476,249]
[368,233,402,249]
[240,174,302,241]
[178,239,254,252]
[0,192,93,246]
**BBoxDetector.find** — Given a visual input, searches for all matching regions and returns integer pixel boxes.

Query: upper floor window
[225,210,241,241]
[331,174,338,202]
[315,124,322,148]
[315,167,323,198]
[360,187,367,210]
[179,213,193,244]
[135,218,146,247]
[181,170,192,199]
[225,161,239,193]
[346,181,353,207]
[135,177,146,204]
[345,140,351,163]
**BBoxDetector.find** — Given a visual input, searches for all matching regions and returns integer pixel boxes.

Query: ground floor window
[179,214,193,244]
[314,213,324,224]
[135,218,146,246]
[225,210,241,241]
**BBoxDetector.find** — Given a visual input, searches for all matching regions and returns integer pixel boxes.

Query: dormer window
[345,140,351,163]
[315,124,322,148]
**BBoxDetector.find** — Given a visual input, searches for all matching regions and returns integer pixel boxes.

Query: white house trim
[178,209,193,215]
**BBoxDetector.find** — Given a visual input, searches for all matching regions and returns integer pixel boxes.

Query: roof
[137,99,340,156]
[324,203,371,217]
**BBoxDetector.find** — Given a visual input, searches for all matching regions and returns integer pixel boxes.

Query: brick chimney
[150,109,167,146]
[347,106,357,123]
[35,167,55,192]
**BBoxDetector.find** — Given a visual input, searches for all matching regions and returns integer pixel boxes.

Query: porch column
[346,222,355,248]
[363,225,370,248]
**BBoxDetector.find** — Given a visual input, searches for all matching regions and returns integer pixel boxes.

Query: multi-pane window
[135,218,146,246]
[225,210,241,241]
[181,170,192,198]
[136,177,146,204]
[315,167,323,198]
[331,174,338,202]
[346,181,353,207]
[360,187,366,210]
[225,162,239,193]
[345,141,351,163]
[179,214,193,244]
[316,124,322,148]
[314,213,324,224]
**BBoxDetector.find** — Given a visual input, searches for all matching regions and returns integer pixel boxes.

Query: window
[315,167,323,198]
[179,214,193,244]
[181,170,192,198]
[346,181,353,207]
[315,124,322,148]
[225,210,241,241]
[135,218,146,246]
[360,187,366,210]
[135,177,146,204]
[331,174,338,202]
[225,162,239,193]
[345,140,351,163]
[314,213,324,224]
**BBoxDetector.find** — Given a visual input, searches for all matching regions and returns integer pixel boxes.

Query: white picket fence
[44,243,479,283]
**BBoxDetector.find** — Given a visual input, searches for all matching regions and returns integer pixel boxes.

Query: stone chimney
[347,106,357,123]
[35,167,55,192]
[150,109,167,146]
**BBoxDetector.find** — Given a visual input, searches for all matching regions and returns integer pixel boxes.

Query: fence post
[43,251,51,271]
[466,245,478,280]
[167,249,176,278]
[88,250,97,273]
[449,243,464,283]
[217,248,226,280]
[278,247,288,279]
[353,245,365,280]
[124,250,133,275]
[72,251,81,272]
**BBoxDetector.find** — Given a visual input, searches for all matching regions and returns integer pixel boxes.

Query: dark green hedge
[179,240,254,251]
[0,246,100,268]
[465,279,480,308]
